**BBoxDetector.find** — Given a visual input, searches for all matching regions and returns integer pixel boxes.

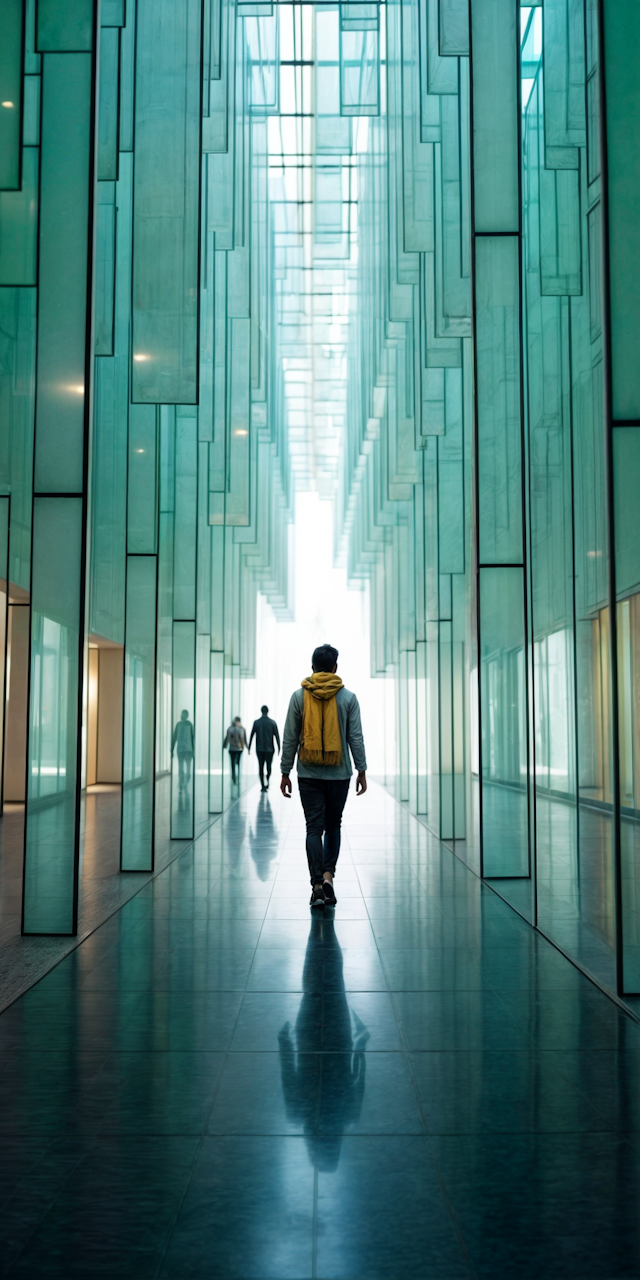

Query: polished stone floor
[2,782,640,1278]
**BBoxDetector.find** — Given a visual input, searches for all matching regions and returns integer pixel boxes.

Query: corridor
[1,782,640,1279]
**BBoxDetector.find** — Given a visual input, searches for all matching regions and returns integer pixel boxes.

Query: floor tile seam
[353,851,478,1279]
[153,787,282,1280]
[0,1136,92,1276]
[86,1123,622,1139]
[0,806,236,1017]
[150,944,261,1279]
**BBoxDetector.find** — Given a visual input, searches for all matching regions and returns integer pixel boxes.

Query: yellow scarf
[299,672,343,765]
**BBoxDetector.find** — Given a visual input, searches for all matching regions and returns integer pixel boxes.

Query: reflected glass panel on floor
[171,621,195,839]
[479,567,530,900]
[121,555,157,871]
[23,497,82,934]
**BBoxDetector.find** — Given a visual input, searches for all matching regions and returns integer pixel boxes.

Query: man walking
[280,643,367,908]
[249,705,281,791]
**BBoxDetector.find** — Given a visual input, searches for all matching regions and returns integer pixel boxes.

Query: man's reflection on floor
[248,794,279,881]
[278,914,369,1172]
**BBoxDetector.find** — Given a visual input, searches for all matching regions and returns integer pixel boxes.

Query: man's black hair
[261,704,268,714]
[312,644,339,673]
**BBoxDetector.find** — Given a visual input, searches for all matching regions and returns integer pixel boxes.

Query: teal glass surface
[97,27,119,182]
[23,498,83,934]
[127,406,158,554]
[36,0,94,51]
[0,148,38,285]
[475,234,523,567]
[171,621,195,839]
[0,0,24,190]
[0,287,36,594]
[35,53,93,494]
[174,410,198,619]
[131,0,201,404]
[479,566,529,881]
[121,556,157,871]
[470,0,519,234]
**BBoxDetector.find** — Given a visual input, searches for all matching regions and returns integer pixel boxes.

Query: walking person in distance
[223,716,247,786]
[249,705,281,791]
[280,643,367,908]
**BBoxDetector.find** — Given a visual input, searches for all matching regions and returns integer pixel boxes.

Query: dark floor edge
[0,783,260,1017]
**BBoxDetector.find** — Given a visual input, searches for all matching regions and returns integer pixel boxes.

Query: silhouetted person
[281,643,367,909]
[278,915,369,1171]
[249,704,281,792]
[171,709,194,793]
[223,716,247,785]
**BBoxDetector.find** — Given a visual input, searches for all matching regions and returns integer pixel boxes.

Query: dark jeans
[298,778,351,886]
[257,750,274,788]
[230,749,242,783]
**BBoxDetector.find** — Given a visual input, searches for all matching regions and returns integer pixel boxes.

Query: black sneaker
[322,880,337,906]
[310,884,325,909]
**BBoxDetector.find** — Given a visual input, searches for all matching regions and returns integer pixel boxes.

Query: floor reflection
[278,915,369,1171]
[248,794,279,881]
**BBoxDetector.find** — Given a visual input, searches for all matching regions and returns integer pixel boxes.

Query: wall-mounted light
[1,102,14,109]
[234,429,248,437]
[66,384,84,395]
[133,353,150,362]
[135,448,145,454]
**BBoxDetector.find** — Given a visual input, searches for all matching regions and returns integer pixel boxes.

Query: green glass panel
[101,0,125,26]
[23,75,41,146]
[470,0,518,233]
[439,0,468,56]
[613,429,640,599]
[479,566,529,878]
[209,648,224,813]
[127,404,158,554]
[602,2,640,421]
[475,234,523,565]
[121,555,157,871]
[97,26,119,181]
[340,28,379,117]
[542,0,585,168]
[36,0,94,51]
[23,497,82,934]
[0,0,24,190]
[0,287,36,592]
[0,147,38,285]
[170,620,195,838]
[94,191,115,355]
[225,318,251,526]
[174,410,198,620]
[119,0,135,150]
[131,0,201,403]
[90,356,126,643]
[35,53,93,494]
